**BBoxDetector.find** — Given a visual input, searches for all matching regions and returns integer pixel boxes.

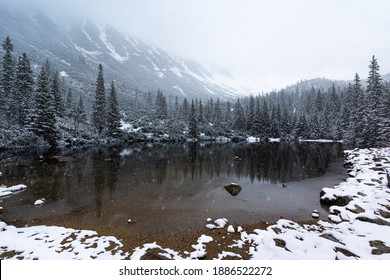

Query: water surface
[0,142,346,235]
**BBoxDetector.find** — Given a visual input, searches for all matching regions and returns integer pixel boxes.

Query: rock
[282,183,288,188]
[48,156,76,164]
[127,219,136,225]
[234,156,242,161]
[0,206,4,214]
[227,225,235,233]
[34,198,45,206]
[311,212,320,219]
[386,168,390,188]
[224,183,242,196]
[0,158,13,164]
[104,158,113,162]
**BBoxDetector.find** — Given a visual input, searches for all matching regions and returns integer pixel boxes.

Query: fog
[2,0,390,91]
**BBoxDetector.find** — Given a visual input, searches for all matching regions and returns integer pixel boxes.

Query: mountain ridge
[0,7,254,101]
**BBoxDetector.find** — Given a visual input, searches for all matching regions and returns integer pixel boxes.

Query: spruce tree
[15,53,34,126]
[246,95,255,131]
[34,66,57,146]
[188,100,197,138]
[364,56,383,147]
[72,95,86,137]
[214,98,222,127]
[51,71,64,117]
[233,98,245,131]
[197,99,204,125]
[1,36,15,121]
[107,80,121,138]
[92,64,106,135]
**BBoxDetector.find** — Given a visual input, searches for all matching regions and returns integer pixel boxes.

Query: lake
[0,142,346,236]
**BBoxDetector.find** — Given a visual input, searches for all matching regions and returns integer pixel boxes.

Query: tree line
[1,35,389,149]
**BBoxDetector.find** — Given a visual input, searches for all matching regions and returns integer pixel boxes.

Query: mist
[1,0,390,91]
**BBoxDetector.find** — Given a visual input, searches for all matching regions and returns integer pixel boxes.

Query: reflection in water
[0,142,345,234]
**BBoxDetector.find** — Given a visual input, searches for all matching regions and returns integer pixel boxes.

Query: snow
[97,26,129,63]
[247,136,260,143]
[171,85,186,96]
[1,148,389,260]
[227,225,235,233]
[188,235,213,259]
[120,120,142,133]
[0,224,127,260]
[59,71,68,77]
[0,184,27,198]
[60,60,70,66]
[34,199,45,206]
[299,139,344,143]
[170,66,183,77]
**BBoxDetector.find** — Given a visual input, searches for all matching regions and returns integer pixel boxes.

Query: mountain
[0,6,251,102]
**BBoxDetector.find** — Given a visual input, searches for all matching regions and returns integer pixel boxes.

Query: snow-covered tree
[92,64,106,134]
[51,71,64,117]
[1,36,15,121]
[107,80,121,138]
[188,100,197,138]
[71,95,86,137]
[34,66,57,146]
[363,56,383,147]
[15,53,34,126]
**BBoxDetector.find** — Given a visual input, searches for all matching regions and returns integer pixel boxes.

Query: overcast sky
[4,0,390,91]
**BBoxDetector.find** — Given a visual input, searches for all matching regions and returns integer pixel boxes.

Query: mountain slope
[0,7,250,101]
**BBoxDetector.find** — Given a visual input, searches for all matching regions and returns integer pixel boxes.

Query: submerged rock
[224,183,242,196]
[48,156,76,164]
[0,206,4,214]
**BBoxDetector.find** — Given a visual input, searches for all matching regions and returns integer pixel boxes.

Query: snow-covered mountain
[0,6,253,101]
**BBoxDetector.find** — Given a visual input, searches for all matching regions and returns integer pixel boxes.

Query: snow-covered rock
[34,199,45,206]
[0,184,27,198]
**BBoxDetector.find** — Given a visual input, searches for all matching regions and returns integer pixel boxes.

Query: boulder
[224,183,242,196]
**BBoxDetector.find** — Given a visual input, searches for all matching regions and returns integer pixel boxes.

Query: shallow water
[0,142,346,235]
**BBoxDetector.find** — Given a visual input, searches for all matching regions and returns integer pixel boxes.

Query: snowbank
[0,184,27,198]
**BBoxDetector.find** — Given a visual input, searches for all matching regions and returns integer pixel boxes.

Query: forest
[0,35,389,150]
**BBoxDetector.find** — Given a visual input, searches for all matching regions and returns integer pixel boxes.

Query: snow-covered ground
[1,148,389,259]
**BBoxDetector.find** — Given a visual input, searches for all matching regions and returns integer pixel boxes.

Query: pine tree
[155,89,168,119]
[378,82,390,146]
[15,53,34,126]
[214,98,223,127]
[107,80,121,138]
[182,98,189,121]
[252,98,262,135]
[188,100,197,138]
[92,64,106,134]
[233,98,245,130]
[66,88,73,117]
[364,56,383,147]
[246,95,255,131]
[260,99,270,137]
[34,66,57,146]
[1,36,15,121]
[71,95,86,137]
[197,99,204,125]
[51,71,64,117]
